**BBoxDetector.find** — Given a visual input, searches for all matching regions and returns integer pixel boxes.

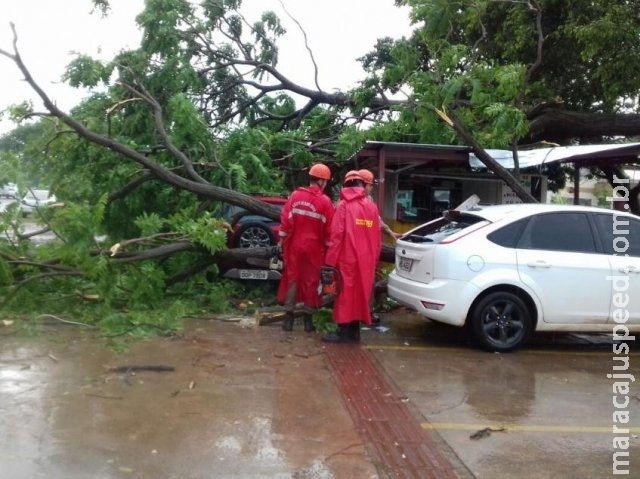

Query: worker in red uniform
[358,168,401,324]
[277,163,334,332]
[321,170,382,343]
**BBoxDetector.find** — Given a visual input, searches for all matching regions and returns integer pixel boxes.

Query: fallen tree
[2,0,640,322]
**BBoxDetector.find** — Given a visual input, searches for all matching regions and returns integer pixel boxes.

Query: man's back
[280,185,333,250]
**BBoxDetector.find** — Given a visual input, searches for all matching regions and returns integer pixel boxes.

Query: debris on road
[107,364,175,373]
[470,427,506,440]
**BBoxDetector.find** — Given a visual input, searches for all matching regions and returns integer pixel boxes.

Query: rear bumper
[387,270,480,327]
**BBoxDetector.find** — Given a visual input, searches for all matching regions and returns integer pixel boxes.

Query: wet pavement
[1,311,639,478]
[0,318,377,479]
[367,314,640,478]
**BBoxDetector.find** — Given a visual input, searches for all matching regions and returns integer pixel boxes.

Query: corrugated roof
[470,142,640,169]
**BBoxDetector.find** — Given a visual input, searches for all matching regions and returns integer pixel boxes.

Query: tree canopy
[1,0,639,335]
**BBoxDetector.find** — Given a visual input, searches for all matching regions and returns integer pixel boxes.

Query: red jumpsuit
[277,185,334,308]
[325,186,382,325]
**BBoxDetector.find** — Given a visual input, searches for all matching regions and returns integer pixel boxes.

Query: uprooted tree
[1,0,640,332]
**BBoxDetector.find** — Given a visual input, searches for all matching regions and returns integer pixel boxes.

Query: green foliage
[481,103,528,146]
[0,258,13,286]
[63,55,114,88]
[593,181,614,207]
[0,151,20,188]
[550,194,568,205]
[217,128,288,192]
[134,212,165,236]
[170,211,229,254]
[4,102,35,126]
[312,308,337,334]
[97,301,187,339]
[361,0,640,149]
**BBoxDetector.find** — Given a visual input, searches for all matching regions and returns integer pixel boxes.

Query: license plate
[399,257,413,272]
[239,269,269,280]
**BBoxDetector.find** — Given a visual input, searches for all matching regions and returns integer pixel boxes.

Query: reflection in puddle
[0,365,34,394]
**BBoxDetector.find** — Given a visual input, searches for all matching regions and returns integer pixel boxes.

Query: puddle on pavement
[370,307,635,427]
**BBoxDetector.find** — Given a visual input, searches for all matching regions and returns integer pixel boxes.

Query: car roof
[25,189,52,198]
[461,203,636,223]
[252,195,288,206]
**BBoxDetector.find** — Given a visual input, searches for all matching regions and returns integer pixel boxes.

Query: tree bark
[526,108,640,144]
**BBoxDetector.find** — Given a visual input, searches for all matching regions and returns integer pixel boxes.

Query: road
[1,258,638,477]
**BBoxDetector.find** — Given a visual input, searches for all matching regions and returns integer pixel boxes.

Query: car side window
[592,213,640,257]
[487,218,528,248]
[517,212,596,253]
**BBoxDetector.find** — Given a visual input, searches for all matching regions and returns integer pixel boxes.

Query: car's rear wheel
[235,222,276,249]
[470,291,533,353]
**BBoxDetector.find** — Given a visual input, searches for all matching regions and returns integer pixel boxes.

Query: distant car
[222,195,288,249]
[0,183,17,198]
[387,203,640,352]
[20,189,57,216]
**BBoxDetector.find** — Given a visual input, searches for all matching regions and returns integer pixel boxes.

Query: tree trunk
[441,109,538,203]
[526,108,640,144]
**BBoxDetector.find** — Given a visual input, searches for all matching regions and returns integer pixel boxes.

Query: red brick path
[324,343,470,479]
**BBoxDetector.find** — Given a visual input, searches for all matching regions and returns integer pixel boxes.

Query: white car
[0,183,17,198]
[387,203,640,352]
[20,189,57,216]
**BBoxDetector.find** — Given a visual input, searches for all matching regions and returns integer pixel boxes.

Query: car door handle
[618,265,640,274]
[526,261,551,268]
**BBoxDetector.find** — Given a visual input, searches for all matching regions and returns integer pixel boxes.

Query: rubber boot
[321,324,352,343]
[349,321,361,342]
[303,314,315,333]
[282,311,294,332]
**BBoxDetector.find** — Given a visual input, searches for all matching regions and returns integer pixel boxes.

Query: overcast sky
[0,0,411,134]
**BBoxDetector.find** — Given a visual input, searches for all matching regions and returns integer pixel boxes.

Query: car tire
[234,221,276,249]
[469,291,533,353]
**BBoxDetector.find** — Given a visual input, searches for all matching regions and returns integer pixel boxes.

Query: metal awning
[470,142,640,169]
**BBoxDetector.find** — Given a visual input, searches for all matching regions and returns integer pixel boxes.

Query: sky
[0,0,412,134]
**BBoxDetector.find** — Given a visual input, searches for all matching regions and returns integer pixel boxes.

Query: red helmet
[309,163,331,180]
[358,169,375,185]
[343,170,363,185]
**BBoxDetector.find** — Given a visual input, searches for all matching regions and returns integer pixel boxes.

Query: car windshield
[402,212,486,244]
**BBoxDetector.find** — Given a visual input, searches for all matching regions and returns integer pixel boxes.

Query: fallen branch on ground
[107,365,175,373]
[255,295,335,326]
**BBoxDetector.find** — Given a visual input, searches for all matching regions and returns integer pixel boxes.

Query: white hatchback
[387,203,640,352]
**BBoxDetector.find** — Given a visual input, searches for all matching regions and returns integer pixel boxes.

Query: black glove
[320,265,336,286]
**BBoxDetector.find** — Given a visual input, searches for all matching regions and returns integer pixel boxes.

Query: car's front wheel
[469,291,533,353]
[235,222,275,249]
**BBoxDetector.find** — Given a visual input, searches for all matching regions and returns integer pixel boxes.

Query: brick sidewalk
[324,343,472,479]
